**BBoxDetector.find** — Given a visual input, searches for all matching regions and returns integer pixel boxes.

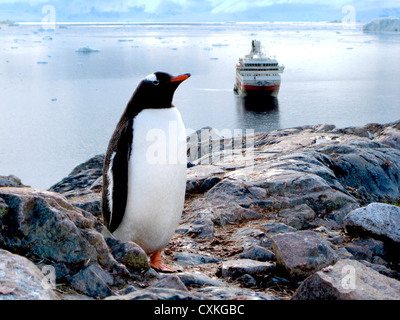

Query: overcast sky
[0,0,399,22]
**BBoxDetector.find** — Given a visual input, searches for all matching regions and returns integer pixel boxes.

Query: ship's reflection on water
[235,95,281,133]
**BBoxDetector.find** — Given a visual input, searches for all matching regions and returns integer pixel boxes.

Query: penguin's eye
[152,80,160,86]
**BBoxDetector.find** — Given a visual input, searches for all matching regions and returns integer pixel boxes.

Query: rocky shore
[1,120,400,300]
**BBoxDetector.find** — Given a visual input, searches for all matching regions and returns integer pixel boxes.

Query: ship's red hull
[235,79,281,97]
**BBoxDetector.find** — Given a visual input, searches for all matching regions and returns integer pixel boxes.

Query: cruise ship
[234,40,284,97]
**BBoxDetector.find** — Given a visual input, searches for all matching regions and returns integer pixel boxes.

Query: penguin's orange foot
[150,250,180,273]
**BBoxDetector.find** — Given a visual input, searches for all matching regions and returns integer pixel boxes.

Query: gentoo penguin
[102,72,190,272]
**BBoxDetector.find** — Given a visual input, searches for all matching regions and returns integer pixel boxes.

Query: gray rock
[262,221,297,234]
[278,204,316,230]
[106,287,207,300]
[238,245,276,262]
[344,203,400,245]
[186,165,224,194]
[197,286,276,300]
[324,145,400,203]
[173,252,220,267]
[49,155,104,219]
[176,209,214,240]
[69,193,102,217]
[375,127,400,151]
[231,227,272,248]
[0,175,24,187]
[237,274,257,287]
[221,259,275,279]
[0,187,125,275]
[271,231,337,279]
[0,249,58,300]
[292,259,400,300]
[344,237,387,263]
[0,188,97,264]
[151,274,189,292]
[70,263,113,299]
[359,260,400,280]
[177,272,225,288]
[202,146,360,227]
[49,154,104,194]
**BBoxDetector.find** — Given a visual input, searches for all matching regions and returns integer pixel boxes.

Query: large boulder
[0,187,124,274]
[271,231,337,279]
[344,203,400,245]
[292,259,400,300]
[49,154,104,217]
[322,144,400,203]
[0,249,58,300]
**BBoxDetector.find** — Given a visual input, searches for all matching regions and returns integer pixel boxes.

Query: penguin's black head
[130,72,191,110]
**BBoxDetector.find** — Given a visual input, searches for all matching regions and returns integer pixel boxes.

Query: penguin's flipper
[102,119,133,233]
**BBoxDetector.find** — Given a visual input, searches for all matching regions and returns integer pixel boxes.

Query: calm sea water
[1,22,400,189]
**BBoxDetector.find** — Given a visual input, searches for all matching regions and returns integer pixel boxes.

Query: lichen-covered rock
[0,187,125,276]
[108,240,150,273]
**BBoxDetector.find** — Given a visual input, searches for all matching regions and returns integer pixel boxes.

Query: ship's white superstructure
[234,40,284,97]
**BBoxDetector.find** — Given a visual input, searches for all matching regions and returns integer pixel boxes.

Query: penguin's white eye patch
[145,73,157,82]
[145,73,160,85]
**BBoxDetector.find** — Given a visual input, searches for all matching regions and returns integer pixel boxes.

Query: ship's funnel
[251,40,261,54]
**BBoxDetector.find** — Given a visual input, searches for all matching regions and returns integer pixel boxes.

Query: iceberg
[75,46,100,53]
[363,17,400,32]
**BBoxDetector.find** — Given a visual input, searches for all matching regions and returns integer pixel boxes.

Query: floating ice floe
[75,46,100,53]
[363,17,400,33]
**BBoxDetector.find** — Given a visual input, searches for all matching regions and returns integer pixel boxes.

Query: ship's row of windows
[239,68,280,71]
[245,63,278,67]
[241,74,279,77]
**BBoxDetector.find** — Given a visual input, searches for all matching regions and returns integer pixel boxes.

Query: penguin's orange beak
[171,73,191,83]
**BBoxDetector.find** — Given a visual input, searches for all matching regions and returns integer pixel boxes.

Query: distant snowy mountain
[0,0,399,23]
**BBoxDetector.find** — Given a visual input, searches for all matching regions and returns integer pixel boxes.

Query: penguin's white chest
[112,108,187,254]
